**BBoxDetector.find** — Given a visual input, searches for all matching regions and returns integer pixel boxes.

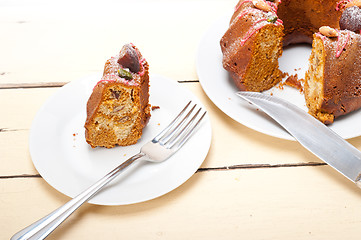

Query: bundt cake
[85,44,151,148]
[221,0,361,123]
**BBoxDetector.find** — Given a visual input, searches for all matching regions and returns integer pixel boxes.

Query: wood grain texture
[0,82,67,89]
[2,1,361,239]
[2,167,361,240]
[0,0,234,85]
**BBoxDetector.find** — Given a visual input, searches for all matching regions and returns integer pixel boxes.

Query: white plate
[197,15,361,140]
[29,74,211,205]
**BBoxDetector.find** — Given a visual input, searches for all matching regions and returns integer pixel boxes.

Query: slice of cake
[85,44,151,148]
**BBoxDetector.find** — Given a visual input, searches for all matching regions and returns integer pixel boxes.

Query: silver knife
[237,91,361,188]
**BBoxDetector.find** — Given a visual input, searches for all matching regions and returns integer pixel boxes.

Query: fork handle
[11,152,146,240]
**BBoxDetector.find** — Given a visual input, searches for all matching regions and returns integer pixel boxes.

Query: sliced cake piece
[85,44,151,148]
[305,28,361,124]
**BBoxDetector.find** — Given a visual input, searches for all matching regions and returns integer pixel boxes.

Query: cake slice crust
[85,44,150,148]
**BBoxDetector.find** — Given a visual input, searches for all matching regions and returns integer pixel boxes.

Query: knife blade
[237,91,361,188]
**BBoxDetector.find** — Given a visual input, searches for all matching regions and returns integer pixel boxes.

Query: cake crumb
[151,105,160,111]
[284,74,304,92]
[72,133,78,148]
[281,71,289,78]
[278,74,304,93]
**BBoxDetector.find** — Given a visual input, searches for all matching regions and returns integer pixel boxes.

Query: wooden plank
[0,88,58,130]
[0,0,235,85]
[0,82,67,89]
[2,166,361,240]
[0,130,38,176]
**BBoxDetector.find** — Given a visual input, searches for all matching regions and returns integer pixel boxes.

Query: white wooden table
[2,1,361,239]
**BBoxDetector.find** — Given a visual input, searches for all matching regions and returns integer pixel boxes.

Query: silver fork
[12,101,206,240]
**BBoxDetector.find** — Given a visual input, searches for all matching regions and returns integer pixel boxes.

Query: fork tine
[158,104,197,144]
[152,101,192,143]
[162,106,200,147]
[167,108,207,150]
[175,111,206,149]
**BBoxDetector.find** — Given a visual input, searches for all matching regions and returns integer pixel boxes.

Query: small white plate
[196,15,361,140]
[29,74,211,205]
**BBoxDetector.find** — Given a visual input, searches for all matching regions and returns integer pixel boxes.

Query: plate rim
[29,73,212,205]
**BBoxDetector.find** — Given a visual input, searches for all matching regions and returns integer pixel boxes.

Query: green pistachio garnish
[267,15,278,23]
[118,68,133,80]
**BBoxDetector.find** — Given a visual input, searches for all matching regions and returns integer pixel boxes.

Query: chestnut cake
[84,44,151,148]
[221,0,361,123]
